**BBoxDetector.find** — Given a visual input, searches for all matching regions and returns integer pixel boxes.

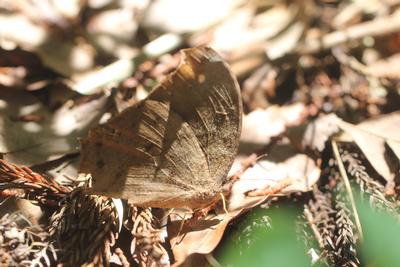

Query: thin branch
[331,141,363,241]
[71,33,183,95]
[299,13,400,54]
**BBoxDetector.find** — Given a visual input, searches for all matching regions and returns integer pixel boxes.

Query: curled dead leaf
[168,210,241,266]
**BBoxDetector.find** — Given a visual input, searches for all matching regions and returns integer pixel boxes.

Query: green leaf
[358,198,400,267]
[219,207,311,267]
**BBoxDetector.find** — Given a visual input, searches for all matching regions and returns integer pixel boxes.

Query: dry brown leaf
[167,142,319,264]
[0,89,109,166]
[0,11,79,77]
[357,111,400,140]
[241,64,276,109]
[288,113,341,152]
[265,20,304,60]
[142,0,243,34]
[86,1,149,59]
[0,13,46,49]
[189,4,302,76]
[205,4,296,54]
[332,3,363,29]
[357,111,400,162]
[387,140,400,161]
[364,53,400,78]
[0,1,146,79]
[168,210,241,266]
[229,146,320,211]
[241,103,306,145]
[338,115,400,183]
[87,9,139,41]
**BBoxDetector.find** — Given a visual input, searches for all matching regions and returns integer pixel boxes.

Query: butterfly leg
[171,212,190,248]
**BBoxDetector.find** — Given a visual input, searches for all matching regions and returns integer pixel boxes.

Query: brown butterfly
[79,47,242,210]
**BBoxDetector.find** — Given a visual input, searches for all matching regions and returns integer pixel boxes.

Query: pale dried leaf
[52,0,82,19]
[338,120,395,182]
[365,53,400,79]
[0,89,109,166]
[241,103,306,144]
[143,0,243,33]
[88,0,113,9]
[229,145,320,211]
[88,9,138,40]
[0,10,79,76]
[358,111,400,161]
[207,5,296,53]
[0,14,46,49]
[387,140,400,161]
[169,210,241,265]
[72,33,182,95]
[357,111,400,140]
[288,113,341,152]
[86,2,148,59]
[266,21,304,60]
[16,199,43,225]
[332,3,363,29]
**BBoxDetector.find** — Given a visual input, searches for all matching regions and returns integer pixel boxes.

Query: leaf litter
[1,1,400,266]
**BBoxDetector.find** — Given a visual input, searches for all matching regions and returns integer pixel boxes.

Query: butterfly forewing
[80,47,242,209]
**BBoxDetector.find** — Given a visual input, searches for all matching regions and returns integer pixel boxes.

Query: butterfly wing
[80,47,242,209]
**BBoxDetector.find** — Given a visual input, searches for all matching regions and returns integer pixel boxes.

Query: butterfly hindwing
[79,47,242,209]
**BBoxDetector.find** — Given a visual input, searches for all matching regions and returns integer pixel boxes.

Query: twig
[205,253,223,267]
[0,159,71,205]
[72,33,183,95]
[331,141,363,241]
[299,12,400,54]
[303,205,325,249]
[29,152,80,173]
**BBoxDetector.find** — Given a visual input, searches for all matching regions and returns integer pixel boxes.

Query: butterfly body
[80,47,242,209]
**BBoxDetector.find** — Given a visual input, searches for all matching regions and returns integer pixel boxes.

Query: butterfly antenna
[172,212,188,248]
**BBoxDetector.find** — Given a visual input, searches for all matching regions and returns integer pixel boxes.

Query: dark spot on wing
[115,170,123,181]
[95,142,102,148]
[96,159,105,168]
